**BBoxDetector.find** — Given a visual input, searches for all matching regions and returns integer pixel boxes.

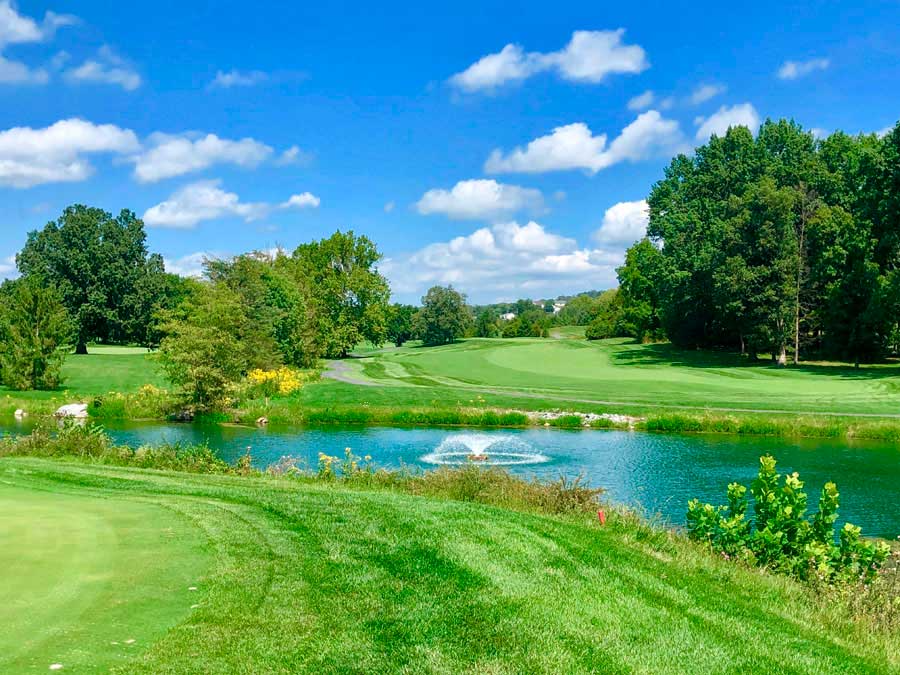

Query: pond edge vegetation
[2,422,898,640]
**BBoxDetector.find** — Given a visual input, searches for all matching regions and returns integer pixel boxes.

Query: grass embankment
[1,434,898,672]
[9,337,900,440]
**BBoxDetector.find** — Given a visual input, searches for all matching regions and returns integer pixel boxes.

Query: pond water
[3,420,899,538]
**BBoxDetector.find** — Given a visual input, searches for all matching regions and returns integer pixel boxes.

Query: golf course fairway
[0,476,209,672]
[1,457,897,673]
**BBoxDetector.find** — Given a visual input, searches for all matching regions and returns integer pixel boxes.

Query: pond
[3,419,900,538]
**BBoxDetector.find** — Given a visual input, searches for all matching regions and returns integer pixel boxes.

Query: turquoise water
[4,420,899,538]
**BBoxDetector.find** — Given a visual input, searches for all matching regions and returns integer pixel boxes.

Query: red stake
[597,509,606,526]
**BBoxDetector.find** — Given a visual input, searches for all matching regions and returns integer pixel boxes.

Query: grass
[1,451,898,673]
[0,479,208,672]
[10,335,900,440]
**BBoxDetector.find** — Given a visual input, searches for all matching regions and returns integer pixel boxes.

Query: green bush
[687,455,890,583]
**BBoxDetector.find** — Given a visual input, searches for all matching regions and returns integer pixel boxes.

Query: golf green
[0,480,210,672]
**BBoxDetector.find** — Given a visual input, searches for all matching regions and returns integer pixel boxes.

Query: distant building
[552,301,566,314]
[500,312,516,321]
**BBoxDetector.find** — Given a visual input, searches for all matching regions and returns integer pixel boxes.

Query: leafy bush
[687,455,890,583]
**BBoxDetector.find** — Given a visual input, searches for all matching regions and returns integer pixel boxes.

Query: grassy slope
[347,337,900,415]
[1,457,896,673]
[0,478,208,672]
[1,346,166,414]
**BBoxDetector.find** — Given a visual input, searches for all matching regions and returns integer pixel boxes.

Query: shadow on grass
[610,342,900,380]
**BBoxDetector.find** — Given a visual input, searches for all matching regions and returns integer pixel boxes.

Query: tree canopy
[617,119,900,363]
[414,286,471,346]
[16,205,168,353]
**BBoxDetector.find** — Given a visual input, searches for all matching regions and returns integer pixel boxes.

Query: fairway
[1,458,897,673]
[338,337,900,416]
[0,477,209,672]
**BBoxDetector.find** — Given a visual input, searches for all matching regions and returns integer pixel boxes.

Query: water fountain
[421,433,549,466]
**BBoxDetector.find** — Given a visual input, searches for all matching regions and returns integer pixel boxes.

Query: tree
[291,231,391,358]
[17,205,167,353]
[616,241,664,341]
[386,304,417,346]
[158,284,280,409]
[584,289,623,341]
[555,294,601,326]
[0,278,72,390]
[413,286,471,346]
[474,308,500,337]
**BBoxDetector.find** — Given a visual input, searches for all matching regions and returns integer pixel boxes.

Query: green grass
[1,456,897,673]
[1,345,167,416]
[311,336,900,416]
[0,478,209,672]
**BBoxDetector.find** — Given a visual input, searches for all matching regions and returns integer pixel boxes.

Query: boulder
[55,403,88,419]
[14,408,27,419]
[256,416,269,427]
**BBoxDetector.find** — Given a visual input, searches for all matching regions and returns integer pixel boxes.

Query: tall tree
[17,205,165,353]
[386,304,418,346]
[0,278,72,390]
[291,231,390,357]
[414,286,471,346]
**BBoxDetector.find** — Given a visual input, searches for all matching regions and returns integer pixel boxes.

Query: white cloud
[689,83,726,104]
[0,118,138,187]
[0,254,16,277]
[163,251,210,277]
[281,192,320,209]
[132,133,273,182]
[210,69,268,88]
[64,46,140,90]
[275,145,312,166]
[415,179,543,220]
[383,221,622,301]
[449,29,648,93]
[810,127,828,139]
[485,111,685,175]
[777,58,830,80]
[594,199,648,245]
[627,90,655,111]
[0,1,77,84]
[876,125,894,138]
[143,180,269,228]
[383,200,395,213]
[695,103,760,141]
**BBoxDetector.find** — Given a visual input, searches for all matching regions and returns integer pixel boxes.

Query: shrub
[687,455,890,583]
[245,367,306,398]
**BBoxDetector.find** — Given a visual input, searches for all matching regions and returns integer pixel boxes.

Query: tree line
[616,119,900,365]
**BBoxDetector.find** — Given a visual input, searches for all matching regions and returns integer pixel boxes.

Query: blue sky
[0,0,897,302]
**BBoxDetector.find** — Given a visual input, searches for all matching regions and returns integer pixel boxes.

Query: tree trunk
[75,342,88,355]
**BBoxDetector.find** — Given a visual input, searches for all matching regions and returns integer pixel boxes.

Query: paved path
[322,360,378,386]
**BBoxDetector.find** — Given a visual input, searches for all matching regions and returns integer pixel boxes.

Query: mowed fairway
[0,345,167,406]
[345,337,900,416]
[0,476,209,672]
[1,458,897,673]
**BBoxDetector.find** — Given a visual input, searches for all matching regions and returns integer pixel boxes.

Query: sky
[0,0,897,303]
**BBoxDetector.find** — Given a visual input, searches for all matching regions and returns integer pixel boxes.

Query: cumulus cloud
[777,57,830,80]
[210,69,268,88]
[281,192,320,209]
[163,251,211,277]
[131,133,273,182]
[383,201,395,213]
[594,199,648,245]
[485,111,685,175]
[0,118,138,187]
[382,221,622,301]
[0,254,16,277]
[689,83,726,104]
[449,29,648,93]
[64,46,140,90]
[694,103,760,141]
[627,90,655,111]
[415,179,543,220]
[275,145,312,166]
[143,180,269,228]
[0,0,77,84]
